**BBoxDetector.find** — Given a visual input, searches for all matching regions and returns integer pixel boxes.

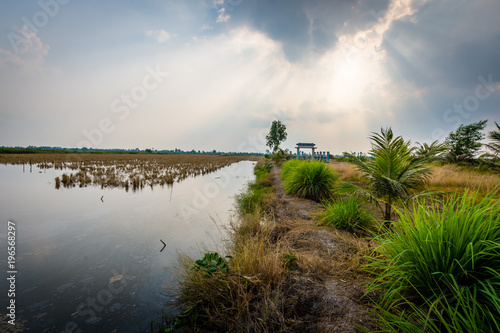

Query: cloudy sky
[0,0,499,154]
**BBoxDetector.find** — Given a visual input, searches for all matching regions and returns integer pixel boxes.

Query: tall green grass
[282,160,339,202]
[236,163,273,214]
[280,159,301,180]
[366,190,500,332]
[319,196,374,232]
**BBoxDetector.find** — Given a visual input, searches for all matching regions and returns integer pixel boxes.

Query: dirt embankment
[269,167,378,332]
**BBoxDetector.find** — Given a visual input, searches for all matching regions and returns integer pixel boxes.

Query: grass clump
[280,159,301,180]
[366,190,500,332]
[319,196,374,232]
[282,160,339,202]
[236,162,273,214]
[236,187,269,214]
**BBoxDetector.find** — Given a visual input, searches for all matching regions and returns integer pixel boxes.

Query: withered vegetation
[0,153,260,190]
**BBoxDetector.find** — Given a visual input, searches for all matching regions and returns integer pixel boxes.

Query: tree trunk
[383,201,392,227]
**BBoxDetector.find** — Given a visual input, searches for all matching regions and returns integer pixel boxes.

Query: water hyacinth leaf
[192,252,230,277]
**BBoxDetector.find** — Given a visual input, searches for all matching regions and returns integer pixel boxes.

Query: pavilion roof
[296,142,316,148]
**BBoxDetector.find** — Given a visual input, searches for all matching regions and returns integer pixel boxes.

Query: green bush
[271,148,292,165]
[366,191,500,332]
[283,160,338,202]
[281,159,301,180]
[319,196,373,231]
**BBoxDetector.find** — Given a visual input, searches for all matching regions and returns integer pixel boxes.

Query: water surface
[0,160,255,332]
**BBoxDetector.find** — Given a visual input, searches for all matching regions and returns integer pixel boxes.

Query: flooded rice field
[0,154,258,332]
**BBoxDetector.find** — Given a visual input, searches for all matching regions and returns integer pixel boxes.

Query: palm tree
[485,121,500,157]
[414,140,449,159]
[342,128,440,222]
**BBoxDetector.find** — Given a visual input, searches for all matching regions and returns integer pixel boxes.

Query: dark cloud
[382,0,500,90]
[221,0,389,62]
[379,0,500,142]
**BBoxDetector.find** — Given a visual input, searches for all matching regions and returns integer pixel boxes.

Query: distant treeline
[0,146,263,156]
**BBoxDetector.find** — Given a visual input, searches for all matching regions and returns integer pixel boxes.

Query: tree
[342,128,439,222]
[445,120,487,161]
[414,140,449,159]
[485,121,500,157]
[266,120,287,153]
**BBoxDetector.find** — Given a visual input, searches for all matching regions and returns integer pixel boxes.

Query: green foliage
[265,120,287,153]
[340,151,367,162]
[366,190,500,332]
[236,187,268,214]
[236,162,273,214]
[414,140,449,159]
[192,252,231,277]
[283,160,339,202]
[280,159,301,180]
[486,121,500,158]
[271,148,292,165]
[445,120,488,161]
[341,127,438,221]
[262,162,273,174]
[283,254,297,271]
[319,196,374,232]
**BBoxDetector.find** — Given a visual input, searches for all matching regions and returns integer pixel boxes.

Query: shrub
[280,159,301,181]
[366,190,500,332]
[271,148,292,165]
[319,196,374,231]
[283,160,339,202]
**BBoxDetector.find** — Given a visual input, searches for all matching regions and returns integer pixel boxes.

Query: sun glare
[330,55,375,108]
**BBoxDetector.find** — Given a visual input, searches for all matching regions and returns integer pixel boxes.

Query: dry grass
[329,160,500,197]
[175,162,380,332]
[177,211,291,331]
[279,217,372,279]
[426,163,500,194]
[328,161,363,182]
[0,153,260,190]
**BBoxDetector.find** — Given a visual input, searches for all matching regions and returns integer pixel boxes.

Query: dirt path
[270,167,378,332]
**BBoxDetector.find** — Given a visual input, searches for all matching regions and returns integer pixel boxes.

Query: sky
[0,0,499,154]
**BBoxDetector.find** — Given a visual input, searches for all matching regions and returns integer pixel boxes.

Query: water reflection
[0,160,255,332]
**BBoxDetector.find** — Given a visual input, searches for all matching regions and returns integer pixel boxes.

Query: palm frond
[342,127,444,220]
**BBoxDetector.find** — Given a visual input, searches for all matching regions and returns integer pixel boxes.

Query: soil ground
[268,167,379,332]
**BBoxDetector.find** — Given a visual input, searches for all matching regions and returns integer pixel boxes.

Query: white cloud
[145,29,172,43]
[0,25,49,70]
[216,8,230,23]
